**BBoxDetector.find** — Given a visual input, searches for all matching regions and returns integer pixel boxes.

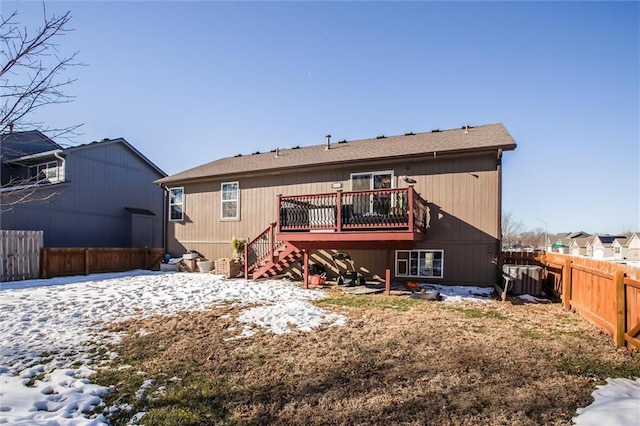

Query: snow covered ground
[0,271,637,424]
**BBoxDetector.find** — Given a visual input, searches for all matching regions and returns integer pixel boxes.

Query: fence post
[614,269,625,348]
[562,258,572,310]
[84,248,90,275]
[41,248,48,279]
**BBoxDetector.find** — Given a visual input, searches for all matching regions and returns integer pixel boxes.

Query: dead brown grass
[96,292,640,426]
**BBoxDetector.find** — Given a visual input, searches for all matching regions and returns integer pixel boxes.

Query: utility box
[503,264,543,296]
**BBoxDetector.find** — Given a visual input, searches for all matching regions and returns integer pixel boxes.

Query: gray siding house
[1,131,166,248]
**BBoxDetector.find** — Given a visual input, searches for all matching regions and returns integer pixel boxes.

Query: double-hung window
[396,249,444,278]
[221,182,239,219]
[30,161,60,183]
[169,187,184,221]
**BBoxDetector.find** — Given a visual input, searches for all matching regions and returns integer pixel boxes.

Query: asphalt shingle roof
[156,123,516,185]
[0,131,63,161]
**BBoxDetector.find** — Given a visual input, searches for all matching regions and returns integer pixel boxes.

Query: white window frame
[168,187,184,222]
[221,181,239,220]
[30,161,60,183]
[395,249,444,279]
[349,170,395,191]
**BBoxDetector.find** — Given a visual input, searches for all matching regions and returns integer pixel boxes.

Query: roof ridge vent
[404,132,415,136]
[252,151,260,155]
[376,135,386,139]
[338,139,347,144]
[431,128,441,133]
[292,145,300,149]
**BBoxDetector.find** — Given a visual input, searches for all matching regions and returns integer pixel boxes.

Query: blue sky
[3,1,639,235]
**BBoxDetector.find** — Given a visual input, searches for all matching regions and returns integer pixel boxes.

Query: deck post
[336,191,342,232]
[385,249,392,295]
[269,223,275,262]
[408,189,415,231]
[303,249,309,289]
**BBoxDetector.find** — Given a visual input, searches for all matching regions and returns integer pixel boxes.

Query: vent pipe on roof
[275,147,279,157]
[325,134,331,150]
[464,123,469,134]
[8,122,14,133]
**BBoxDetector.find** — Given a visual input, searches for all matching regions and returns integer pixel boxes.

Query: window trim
[221,181,240,220]
[395,249,444,279]
[168,187,184,222]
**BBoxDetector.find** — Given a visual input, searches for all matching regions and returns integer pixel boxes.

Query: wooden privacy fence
[0,230,43,282]
[503,251,640,349]
[41,247,164,279]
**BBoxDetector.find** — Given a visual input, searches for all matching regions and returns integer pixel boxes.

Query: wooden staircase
[245,223,302,280]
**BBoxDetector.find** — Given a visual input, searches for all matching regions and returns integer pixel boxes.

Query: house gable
[66,138,166,178]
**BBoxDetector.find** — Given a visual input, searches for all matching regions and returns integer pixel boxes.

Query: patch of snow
[518,294,552,303]
[1,270,635,424]
[418,283,494,303]
[573,377,640,425]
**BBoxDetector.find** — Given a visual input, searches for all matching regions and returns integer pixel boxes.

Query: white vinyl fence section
[0,230,43,282]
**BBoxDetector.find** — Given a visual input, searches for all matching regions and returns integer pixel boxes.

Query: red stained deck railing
[277,188,428,234]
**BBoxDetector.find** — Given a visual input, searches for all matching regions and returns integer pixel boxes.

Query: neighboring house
[591,235,626,259]
[626,233,640,261]
[1,131,166,248]
[549,234,571,254]
[569,237,590,256]
[156,123,517,289]
[548,231,591,253]
[612,233,636,260]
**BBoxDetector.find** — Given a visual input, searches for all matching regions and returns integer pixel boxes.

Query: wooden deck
[245,188,429,294]
[276,187,428,249]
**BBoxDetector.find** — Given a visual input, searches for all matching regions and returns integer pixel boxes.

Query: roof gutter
[5,149,64,166]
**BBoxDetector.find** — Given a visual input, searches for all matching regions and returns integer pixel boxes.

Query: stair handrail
[244,223,285,278]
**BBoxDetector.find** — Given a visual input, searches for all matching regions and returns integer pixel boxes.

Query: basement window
[221,181,239,220]
[395,249,444,279]
[169,187,184,221]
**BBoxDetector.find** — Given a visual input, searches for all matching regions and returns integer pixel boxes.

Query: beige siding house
[570,237,590,256]
[627,233,640,261]
[591,235,627,259]
[156,123,516,288]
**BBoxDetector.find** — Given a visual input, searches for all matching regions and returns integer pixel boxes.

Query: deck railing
[277,188,428,233]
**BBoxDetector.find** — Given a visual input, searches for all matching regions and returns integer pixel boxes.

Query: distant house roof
[0,131,63,162]
[596,235,624,245]
[156,123,517,185]
[570,237,591,248]
[65,137,167,177]
[566,231,591,239]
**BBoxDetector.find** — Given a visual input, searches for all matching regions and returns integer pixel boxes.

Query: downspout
[162,185,168,251]
[496,149,503,286]
[53,151,66,182]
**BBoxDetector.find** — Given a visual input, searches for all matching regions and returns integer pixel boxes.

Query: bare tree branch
[502,210,525,248]
[0,5,81,211]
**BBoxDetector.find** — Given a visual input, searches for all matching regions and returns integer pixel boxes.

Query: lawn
[95,289,640,426]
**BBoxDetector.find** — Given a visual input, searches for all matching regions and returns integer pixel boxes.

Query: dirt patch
[97,295,640,425]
